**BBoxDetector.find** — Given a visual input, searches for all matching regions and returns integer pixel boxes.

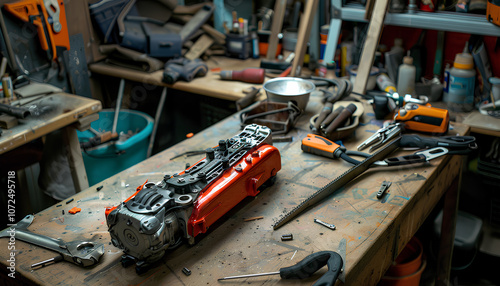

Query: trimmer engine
[105,124,281,273]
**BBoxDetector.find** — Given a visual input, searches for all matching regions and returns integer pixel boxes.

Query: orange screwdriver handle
[220,68,265,84]
[301,134,341,159]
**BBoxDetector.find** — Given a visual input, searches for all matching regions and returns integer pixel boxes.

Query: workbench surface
[0,93,102,154]
[0,91,468,285]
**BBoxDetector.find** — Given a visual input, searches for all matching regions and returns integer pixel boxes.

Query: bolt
[178,178,185,183]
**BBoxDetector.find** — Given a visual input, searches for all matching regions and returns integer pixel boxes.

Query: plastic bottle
[376,73,397,94]
[396,54,416,97]
[385,38,405,83]
[447,43,476,112]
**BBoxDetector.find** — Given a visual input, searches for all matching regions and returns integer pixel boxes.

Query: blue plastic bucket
[77,109,154,186]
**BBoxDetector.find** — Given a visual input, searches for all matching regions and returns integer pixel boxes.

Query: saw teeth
[273,136,402,230]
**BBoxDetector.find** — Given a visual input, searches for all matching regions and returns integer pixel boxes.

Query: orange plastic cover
[188,144,281,237]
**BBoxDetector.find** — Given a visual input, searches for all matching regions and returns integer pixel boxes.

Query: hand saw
[273,136,402,230]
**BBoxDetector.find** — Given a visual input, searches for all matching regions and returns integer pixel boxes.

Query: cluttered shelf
[88,56,266,102]
[336,3,500,36]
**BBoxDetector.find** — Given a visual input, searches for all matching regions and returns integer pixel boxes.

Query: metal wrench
[0,215,104,268]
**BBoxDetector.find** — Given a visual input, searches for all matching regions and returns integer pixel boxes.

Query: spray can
[376,73,397,94]
[447,43,476,112]
[2,74,13,98]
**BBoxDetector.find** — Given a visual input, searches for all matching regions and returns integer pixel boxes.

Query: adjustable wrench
[0,215,104,268]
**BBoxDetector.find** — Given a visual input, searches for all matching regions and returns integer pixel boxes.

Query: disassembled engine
[105,124,281,273]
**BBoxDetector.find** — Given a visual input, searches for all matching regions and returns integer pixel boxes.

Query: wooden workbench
[0,91,468,285]
[0,92,102,192]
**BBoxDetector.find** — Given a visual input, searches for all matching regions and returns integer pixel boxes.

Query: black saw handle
[280,251,343,286]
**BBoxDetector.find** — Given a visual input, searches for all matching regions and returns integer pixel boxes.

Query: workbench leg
[436,164,462,286]
[62,126,89,192]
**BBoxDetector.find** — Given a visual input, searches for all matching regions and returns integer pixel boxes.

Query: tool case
[142,22,182,58]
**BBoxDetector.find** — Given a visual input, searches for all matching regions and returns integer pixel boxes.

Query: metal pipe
[112,79,125,135]
[0,103,31,118]
[147,87,167,157]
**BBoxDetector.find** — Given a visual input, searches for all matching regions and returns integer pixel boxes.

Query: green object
[77,109,153,186]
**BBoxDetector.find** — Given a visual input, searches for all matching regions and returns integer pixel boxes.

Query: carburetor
[105,124,281,273]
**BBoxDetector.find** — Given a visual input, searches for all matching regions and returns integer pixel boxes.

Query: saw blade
[273,136,402,230]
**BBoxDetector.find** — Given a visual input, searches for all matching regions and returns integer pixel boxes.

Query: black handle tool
[218,251,343,286]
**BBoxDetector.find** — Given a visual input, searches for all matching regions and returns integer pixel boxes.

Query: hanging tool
[0,215,104,268]
[219,68,265,84]
[4,0,70,61]
[395,103,449,134]
[218,251,343,286]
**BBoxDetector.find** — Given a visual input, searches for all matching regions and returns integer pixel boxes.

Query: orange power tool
[395,103,449,134]
[4,0,70,60]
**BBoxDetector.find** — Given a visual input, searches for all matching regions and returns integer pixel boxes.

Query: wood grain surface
[0,93,102,154]
[0,90,468,285]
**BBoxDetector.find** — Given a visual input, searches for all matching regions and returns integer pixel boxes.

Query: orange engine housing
[188,144,281,237]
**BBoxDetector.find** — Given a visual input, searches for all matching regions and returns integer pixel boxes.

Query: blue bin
[78,109,154,186]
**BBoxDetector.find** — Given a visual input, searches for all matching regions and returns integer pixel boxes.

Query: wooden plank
[266,0,287,60]
[0,92,469,285]
[290,0,319,76]
[184,34,214,60]
[352,0,390,95]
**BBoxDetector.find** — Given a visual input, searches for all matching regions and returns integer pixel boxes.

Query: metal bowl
[263,77,315,111]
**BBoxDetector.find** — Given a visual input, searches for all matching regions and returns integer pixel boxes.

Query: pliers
[357,123,404,152]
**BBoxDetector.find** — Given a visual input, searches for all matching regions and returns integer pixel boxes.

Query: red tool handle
[220,68,265,84]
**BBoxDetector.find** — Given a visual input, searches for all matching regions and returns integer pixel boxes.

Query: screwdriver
[219,68,265,84]
[218,251,343,286]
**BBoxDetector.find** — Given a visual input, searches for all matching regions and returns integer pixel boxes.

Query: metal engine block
[105,124,281,272]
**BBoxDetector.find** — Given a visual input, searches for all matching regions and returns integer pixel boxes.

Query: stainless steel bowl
[263,77,315,110]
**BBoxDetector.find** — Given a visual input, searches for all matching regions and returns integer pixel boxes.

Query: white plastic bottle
[397,55,416,97]
[447,44,476,112]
